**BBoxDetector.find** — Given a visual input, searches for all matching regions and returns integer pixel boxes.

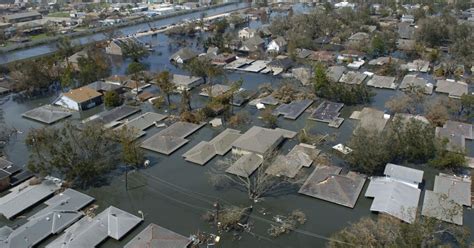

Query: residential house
[238,27,256,40]
[67,50,88,71]
[231,126,296,158]
[239,35,265,53]
[124,223,191,248]
[105,37,142,56]
[309,50,335,63]
[399,74,433,94]
[55,87,103,111]
[85,80,124,95]
[435,120,473,152]
[435,79,468,99]
[346,32,369,48]
[171,74,205,91]
[267,58,293,74]
[170,47,198,64]
[314,36,331,46]
[398,22,415,40]
[211,53,236,65]
[267,36,287,53]
[397,39,416,51]
[401,14,415,24]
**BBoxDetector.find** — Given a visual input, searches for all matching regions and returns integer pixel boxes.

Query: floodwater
[1,6,473,248]
[0,2,249,65]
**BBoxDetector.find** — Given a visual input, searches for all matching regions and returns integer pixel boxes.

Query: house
[170,47,198,64]
[124,223,191,248]
[399,74,433,94]
[347,32,369,48]
[239,35,265,53]
[314,36,331,46]
[365,163,423,223]
[238,27,256,40]
[171,74,205,91]
[266,58,293,73]
[435,120,473,152]
[398,22,415,40]
[401,14,415,24]
[401,59,430,72]
[211,53,236,65]
[267,36,287,53]
[351,107,390,134]
[85,80,124,95]
[67,50,88,71]
[55,87,103,111]
[105,37,142,56]
[397,39,416,51]
[231,126,296,158]
[292,66,313,85]
[309,51,335,63]
[295,48,313,59]
[2,11,42,24]
[435,79,468,99]
[46,206,142,248]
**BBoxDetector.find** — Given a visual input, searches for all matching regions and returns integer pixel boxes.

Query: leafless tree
[207,151,306,201]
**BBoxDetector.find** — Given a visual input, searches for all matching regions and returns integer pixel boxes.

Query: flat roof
[22,105,72,124]
[309,101,344,123]
[273,99,313,120]
[0,177,61,219]
[124,223,191,248]
[46,206,142,248]
[299,165,366,208]
[226,153,263,177]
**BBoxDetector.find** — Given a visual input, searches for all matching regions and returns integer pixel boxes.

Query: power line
[129,170,355,246]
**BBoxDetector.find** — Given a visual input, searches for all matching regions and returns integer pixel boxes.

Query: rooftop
[299,165,366,208]
[199,84,231,97]
[339,71,367,85]
[115,112,167,139]
[327,66,346,82]
[435,80,468,99]
[384,163,424,185]
[225,153,263,177]
[46,206,142,248]
[232,126,292,155]
[272,99,313,120]
[366,75,397,89]
[0,177,61,219]
[63,87,102,104]
[22,105,72,124]
[265,143,320,178]
[351,107,390,133]
[421,190,463,225]
[124,223,191,248]
[84,105,141,128]
[309,101,344,125]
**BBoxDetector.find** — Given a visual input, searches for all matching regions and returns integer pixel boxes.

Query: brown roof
[64,87,101,103]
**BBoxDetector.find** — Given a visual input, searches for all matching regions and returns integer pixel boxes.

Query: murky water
[0,6,473,248]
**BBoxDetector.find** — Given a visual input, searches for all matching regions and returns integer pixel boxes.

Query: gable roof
[63,87,102,103]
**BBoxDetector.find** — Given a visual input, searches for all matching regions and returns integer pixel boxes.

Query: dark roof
[314,36,331,44]
[0,170,9,180]
[267,58,294,69]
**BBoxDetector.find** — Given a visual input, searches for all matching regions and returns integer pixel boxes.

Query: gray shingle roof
[0,177,61,219]
[46,206,142,248]
[225,153,263,177]
[299,165,366,208]
[272,99,313,120]
[115,112,168,138]
[435,80,468,99]
[384,163,424,185]
[22,105,72,124]
[265,143,320,178]
[421,190,463,225]
[309,101,344,123]
[85,105,140,128]
[366,75,397,89]
[433,173,471,206]
[365,177,421,223]
[0,189,95,248]
[339,71,368,85]
[352,107,390,133]
[124,223,191,248]
[231,126,285,155]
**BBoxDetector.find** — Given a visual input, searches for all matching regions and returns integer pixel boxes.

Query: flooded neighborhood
[0,0,472,247]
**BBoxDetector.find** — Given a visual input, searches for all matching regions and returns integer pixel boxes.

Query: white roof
[384,163,424,185]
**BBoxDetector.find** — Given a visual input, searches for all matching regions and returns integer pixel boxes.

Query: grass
[47,12,70,18]
[30,33,48,40]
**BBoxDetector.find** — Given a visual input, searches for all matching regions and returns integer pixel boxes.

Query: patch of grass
[47,12,70,18]
[30,33,48,40]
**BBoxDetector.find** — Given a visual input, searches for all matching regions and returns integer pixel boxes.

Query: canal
[0,5,473,248]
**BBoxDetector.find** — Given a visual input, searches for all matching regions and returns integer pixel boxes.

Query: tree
[155,70,175,105]
[56,37,74,62]
[347,128,392,174]
[121,39,149,62]
[60,64,74,88]
[180,89,192,113]
[208,151,306,201]
[329,215,469,248]
[77,48,110,85]
[260,108,278,128]
[126,61,146,78]
[26,122,120,188]
[184,57,224,85]
[370,34,386,56]
[104,91,121,107]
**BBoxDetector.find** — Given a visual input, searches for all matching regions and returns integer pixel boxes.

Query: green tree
[57,37,74,62]
[121,39,149,62]
[104,91,121,107]
[329,215,469,248]
[260,108,278,128]
[347,127,391,174]
[26,122,120,188]
[370,34,386,56]
[126,61,146,78]
[60,64,74,88]
[77,49,110,85]
[155,71,175,105]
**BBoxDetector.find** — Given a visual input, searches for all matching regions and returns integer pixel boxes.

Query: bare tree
[207,151,306,201]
